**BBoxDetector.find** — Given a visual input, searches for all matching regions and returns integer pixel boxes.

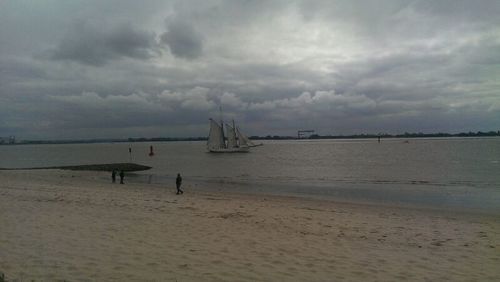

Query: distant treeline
[17,137,208,145]
[253,130,500,140]
[8,130,500,145]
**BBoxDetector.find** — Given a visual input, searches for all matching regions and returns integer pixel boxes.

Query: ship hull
[208,147,250,153]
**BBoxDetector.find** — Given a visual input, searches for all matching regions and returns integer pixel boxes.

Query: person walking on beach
[119,170,125,184]
[176,173,183,195]
[111,170,117,183]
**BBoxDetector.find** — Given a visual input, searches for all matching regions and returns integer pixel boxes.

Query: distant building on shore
[297,130,315,139]
[0,136,16,144]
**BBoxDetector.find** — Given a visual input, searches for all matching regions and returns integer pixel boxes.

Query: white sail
[236,127,257,147]
[225,123,239,148]
[207,119,226,150]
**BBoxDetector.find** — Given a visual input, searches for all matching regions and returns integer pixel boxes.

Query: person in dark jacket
[111,170,117,183]
[176,173,183,194]
[119,170,125,184]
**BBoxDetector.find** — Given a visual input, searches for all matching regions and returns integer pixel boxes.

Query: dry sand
[0,170,499,281]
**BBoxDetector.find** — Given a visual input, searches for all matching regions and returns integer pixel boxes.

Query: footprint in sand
[477,232,488,238]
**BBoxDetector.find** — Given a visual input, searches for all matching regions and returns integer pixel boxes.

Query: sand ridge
[0,170,499,281]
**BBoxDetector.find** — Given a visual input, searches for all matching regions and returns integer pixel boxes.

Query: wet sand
[0,170,499,281]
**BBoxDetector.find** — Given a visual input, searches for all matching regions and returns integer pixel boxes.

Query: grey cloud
[2,1,500,139]
[298,0,412,23]
[37,87,219,133]
[0,58,48,86]
[457,37,500,66]
[50,21,159,66]
[297,0,500,45]
[161,20,203,59]
[159,87,216,110]
[412,0,500,23]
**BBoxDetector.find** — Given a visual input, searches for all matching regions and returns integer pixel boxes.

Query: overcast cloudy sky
[1,0,499,139]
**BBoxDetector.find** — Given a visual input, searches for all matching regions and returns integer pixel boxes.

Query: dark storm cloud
[50,21,159,66]
[160,20,203,59]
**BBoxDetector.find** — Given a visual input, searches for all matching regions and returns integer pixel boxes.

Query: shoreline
[2,164,497,215]
[125,171,500,216]
[3,168,497,216]
[1,169,499,281]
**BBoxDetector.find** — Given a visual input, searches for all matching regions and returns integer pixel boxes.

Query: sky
[1,0,499,140]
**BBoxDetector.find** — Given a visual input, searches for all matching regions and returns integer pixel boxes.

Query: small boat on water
[207,118,262,153]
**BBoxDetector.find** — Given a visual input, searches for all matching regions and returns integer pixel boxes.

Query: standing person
[176,173,183,194]
[119,170,125,184]
[111,170,117,183]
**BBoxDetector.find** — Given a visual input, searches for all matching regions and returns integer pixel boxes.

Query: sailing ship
[207,119,262,153]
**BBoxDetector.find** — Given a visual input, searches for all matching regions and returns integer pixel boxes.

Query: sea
[1,137,499,212]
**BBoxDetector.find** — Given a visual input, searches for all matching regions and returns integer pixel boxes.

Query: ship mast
[233,119,237,147]
[219,105,226,148]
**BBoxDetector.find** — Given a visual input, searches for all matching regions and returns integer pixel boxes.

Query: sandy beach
[0,169,499,281]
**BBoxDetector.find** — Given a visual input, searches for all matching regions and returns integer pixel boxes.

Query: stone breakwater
[0,163,152,172]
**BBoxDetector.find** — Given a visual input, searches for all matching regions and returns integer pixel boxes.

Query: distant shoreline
[2,131,499,145]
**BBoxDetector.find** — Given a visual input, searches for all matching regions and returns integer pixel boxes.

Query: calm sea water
[1,138,499,212]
